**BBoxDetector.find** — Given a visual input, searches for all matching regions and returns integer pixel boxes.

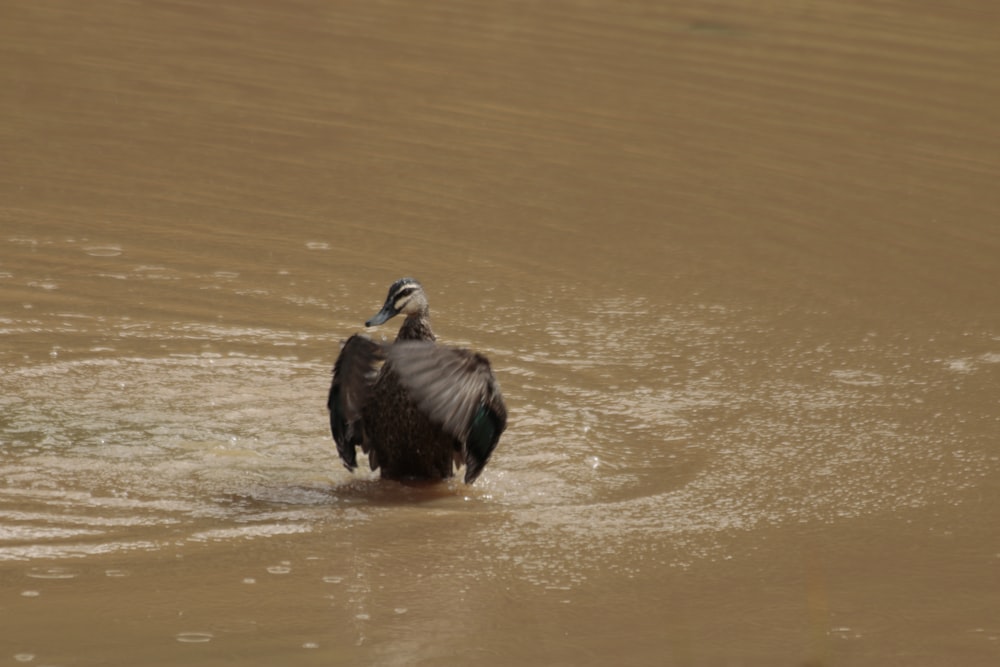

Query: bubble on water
[21,590,40,598]
[585,456,600,469]
[302,642,319,649]
[13,653,35,663]
[305,241,330,250]
[26,567,79,580]
[830,369,884,386]
[83,245,123,257]
[243,577,257,584]
[944,358,975,373]
[393,607,408,615]
[322,575,343,584]
[828,626,862,640]
[175,632,213,643]
[104,569,130,578]
[266,565,291,575]
[354,613,370,621]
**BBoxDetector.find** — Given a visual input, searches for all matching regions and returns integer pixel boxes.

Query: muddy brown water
[2,1,999,665]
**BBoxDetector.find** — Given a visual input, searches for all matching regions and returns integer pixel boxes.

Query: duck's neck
[396,313,435,342]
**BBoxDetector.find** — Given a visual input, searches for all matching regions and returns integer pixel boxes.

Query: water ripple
[1,295,995,575]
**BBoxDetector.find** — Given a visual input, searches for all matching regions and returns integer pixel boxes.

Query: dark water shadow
[327,476,473,506]
[222,476,477,511]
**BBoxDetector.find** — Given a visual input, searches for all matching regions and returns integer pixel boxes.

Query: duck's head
[365,277,428,326]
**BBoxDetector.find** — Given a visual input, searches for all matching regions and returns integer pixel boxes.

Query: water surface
[2,1,999,665]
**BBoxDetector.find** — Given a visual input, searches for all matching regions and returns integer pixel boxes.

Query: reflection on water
[2,0,1000,664]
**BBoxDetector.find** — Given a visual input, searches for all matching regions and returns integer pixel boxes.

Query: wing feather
[328,335,385,470]
[387,341,498,443]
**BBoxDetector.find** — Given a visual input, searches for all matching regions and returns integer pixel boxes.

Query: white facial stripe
[392,283,422,313]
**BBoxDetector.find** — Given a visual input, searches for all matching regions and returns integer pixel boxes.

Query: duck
[327,278,507,484]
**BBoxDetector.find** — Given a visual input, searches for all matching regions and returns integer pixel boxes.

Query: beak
[365,302,396,327]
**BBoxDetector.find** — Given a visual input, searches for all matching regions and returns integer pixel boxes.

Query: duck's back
[362,366,459,480]
[360,315,460,480]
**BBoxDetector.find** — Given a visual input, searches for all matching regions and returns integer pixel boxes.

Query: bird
[327,278,507,484]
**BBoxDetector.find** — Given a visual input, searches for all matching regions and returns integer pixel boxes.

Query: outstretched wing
[388,341,507,483]
[328,335,385,471]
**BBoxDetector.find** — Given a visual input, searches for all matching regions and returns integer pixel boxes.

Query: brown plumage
[327,278,507,484]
